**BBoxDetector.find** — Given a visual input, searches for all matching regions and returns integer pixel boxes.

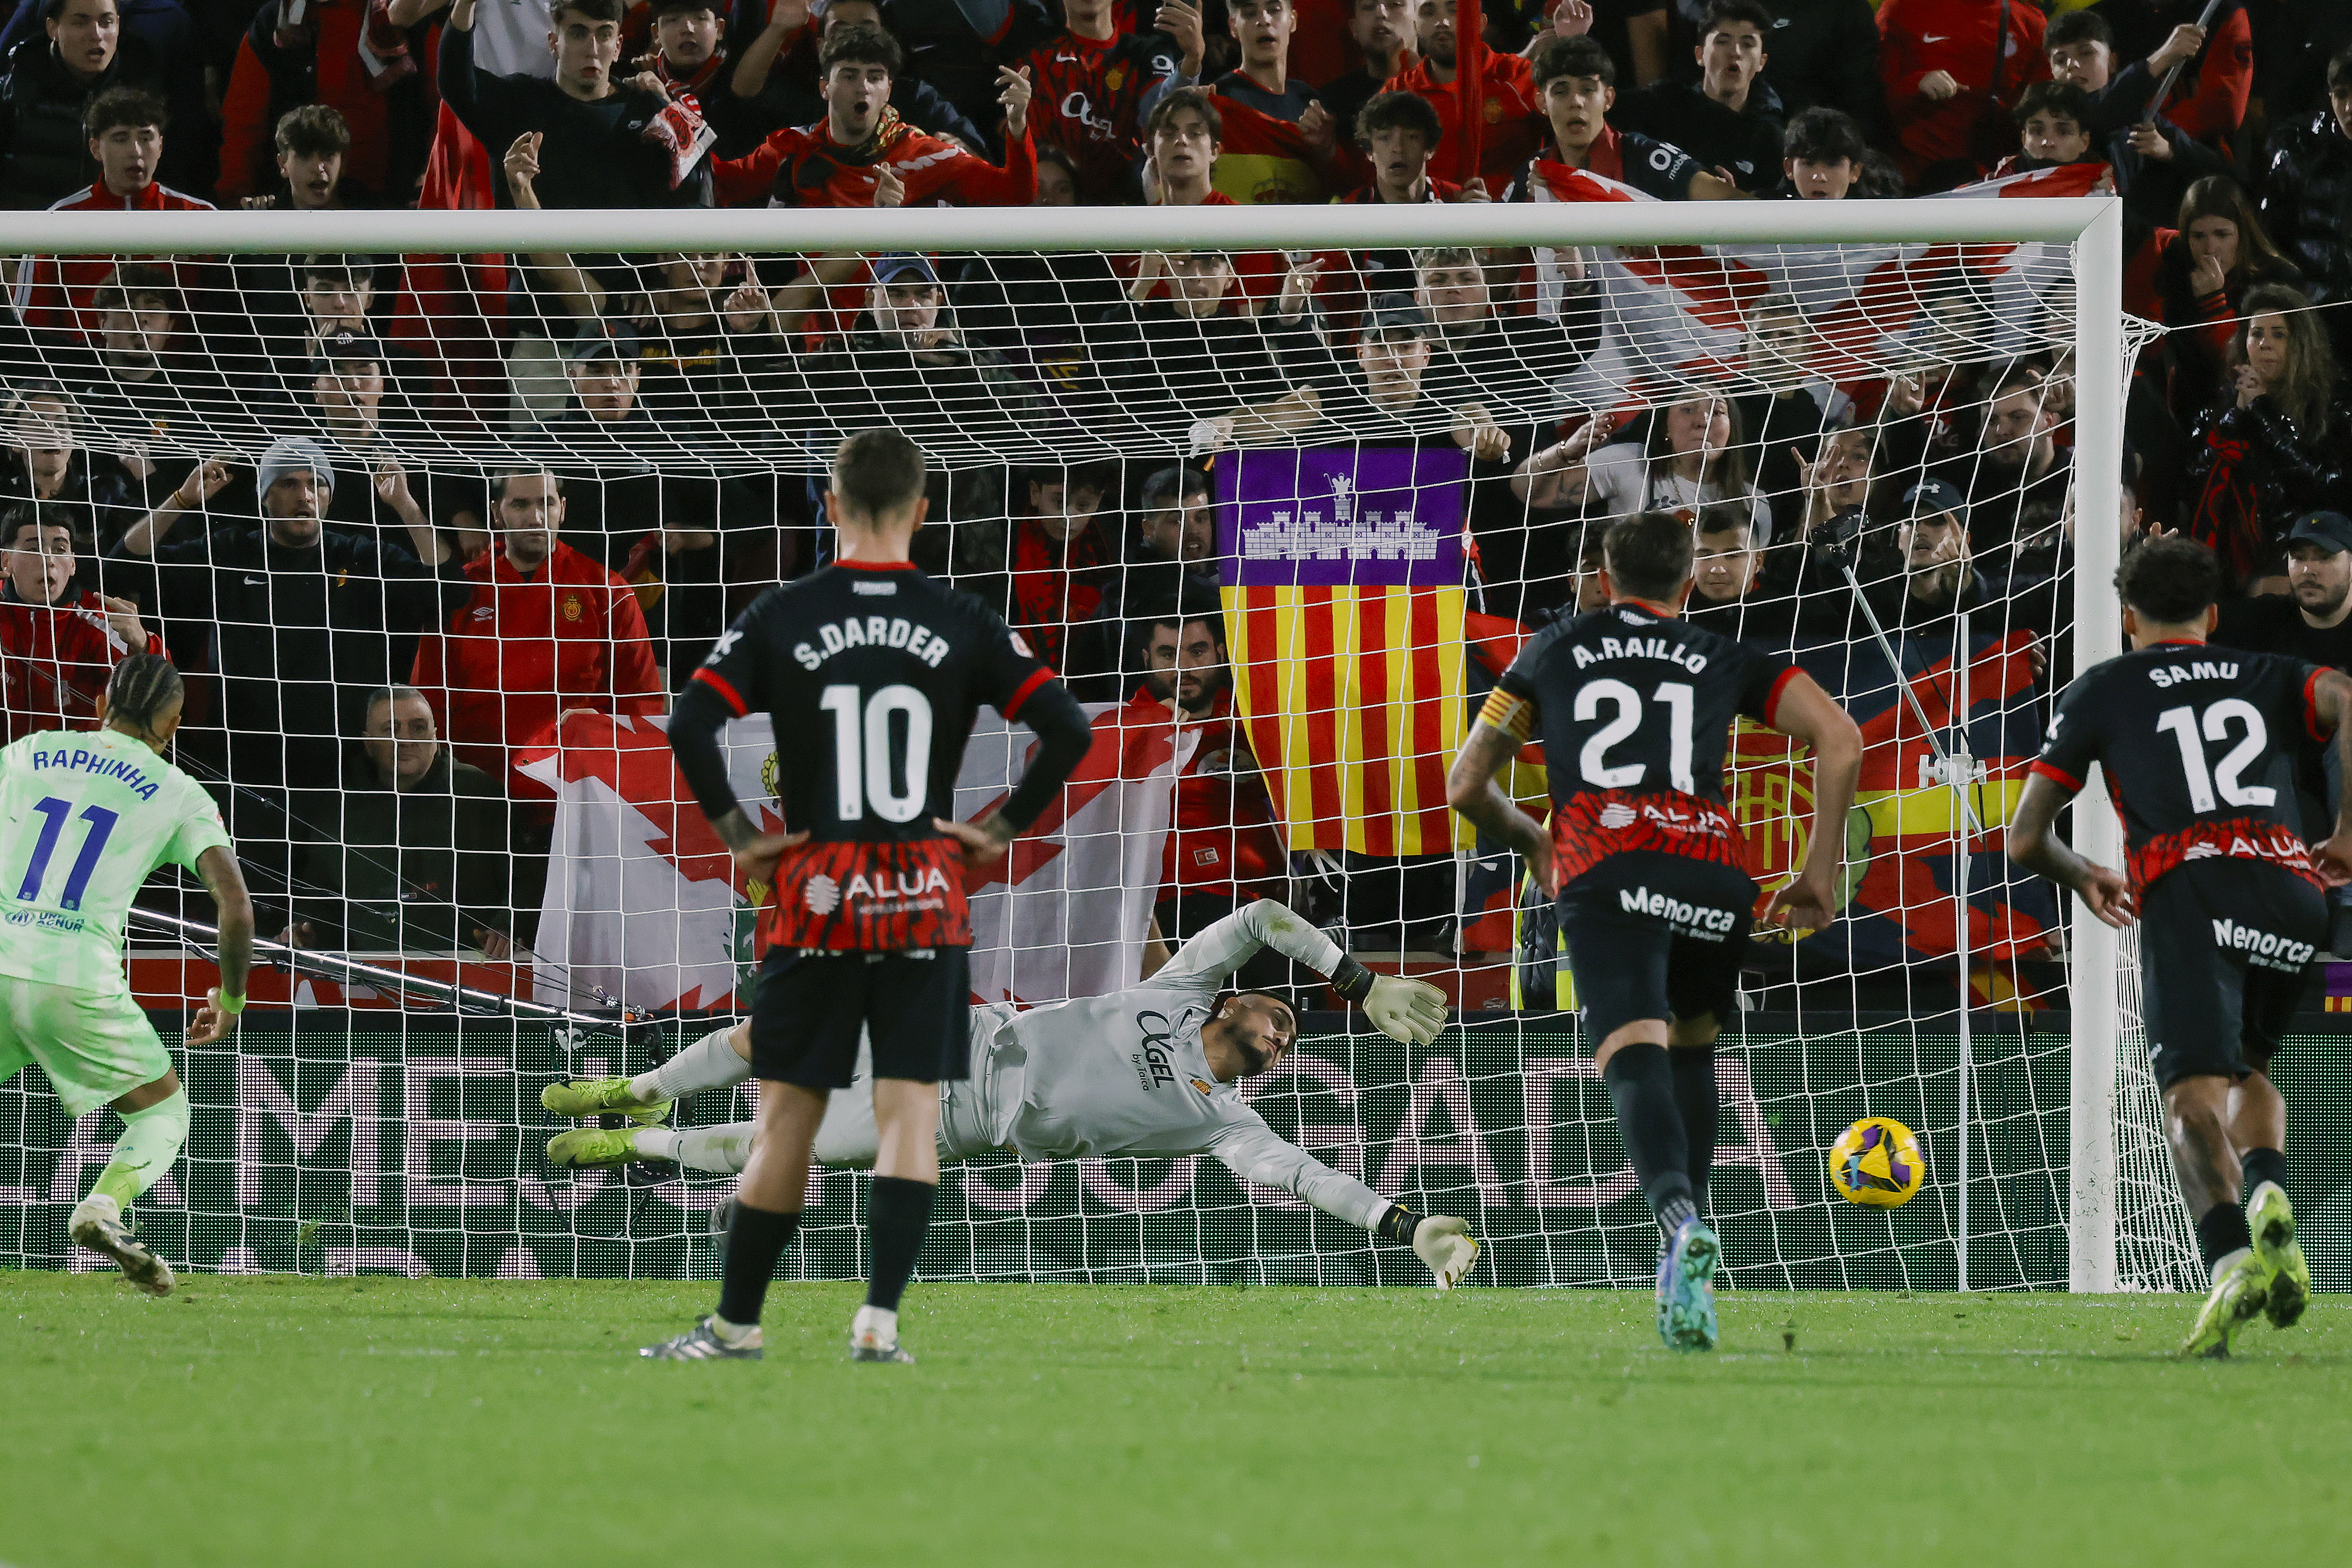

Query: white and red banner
[1522,161,2104,409]
[514,704,1197,1015]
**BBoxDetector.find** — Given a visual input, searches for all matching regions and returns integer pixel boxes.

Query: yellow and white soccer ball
[1828,1116,1925,1208]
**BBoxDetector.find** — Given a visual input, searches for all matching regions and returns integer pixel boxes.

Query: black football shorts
[1555,850,1756,1046]
[749,947,973,1090]
[2137,859,2323,1089]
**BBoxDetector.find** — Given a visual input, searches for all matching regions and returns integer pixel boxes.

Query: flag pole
[1459,0,1485,188]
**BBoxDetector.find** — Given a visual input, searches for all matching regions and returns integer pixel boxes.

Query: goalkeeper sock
[654,1124,754,1174]
[2241,1146,2289,1200]
[866,1175,936,1312]
[634,1027,752,1104]
[90,1088,190,1208]
[1670,1046,1719,1216]
[714,1201,800,1327]
[2196,1201,2253,1272]
[1603,1045,1696,1236]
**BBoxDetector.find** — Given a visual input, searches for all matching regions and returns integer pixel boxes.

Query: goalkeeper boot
[541,1076,670,1125]
[2179,1248,2270,1359]
[546,1128,652,1170]
[639,1316,762,1361]
[2248,1182,2311,1331]
[849,1305,915,1365]
[1656,1217,1721,1352]
[67,1195,173,1298]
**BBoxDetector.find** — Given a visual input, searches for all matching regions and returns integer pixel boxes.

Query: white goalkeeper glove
[1412,1215,1479,1291]
[1362,973,1448,1046]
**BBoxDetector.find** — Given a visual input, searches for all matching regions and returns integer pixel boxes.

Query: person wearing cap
[802,252,1046,494]
[2216,509,2352,671]
[108,433,467,808]
[2216,507,2352,950]
[295,328,450,543]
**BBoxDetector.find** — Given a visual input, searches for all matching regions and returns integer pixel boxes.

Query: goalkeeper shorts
[750,946,972,1090]
[2137,859,2322,1090]
[0,977,172,1119]
[1554,850,1754,1047]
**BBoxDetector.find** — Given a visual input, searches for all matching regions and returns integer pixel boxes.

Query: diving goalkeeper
[544,900,1482,1288]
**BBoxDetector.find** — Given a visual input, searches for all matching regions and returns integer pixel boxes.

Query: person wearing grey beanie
[257,437,335,513]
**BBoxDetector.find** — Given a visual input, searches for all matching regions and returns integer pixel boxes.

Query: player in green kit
[0,655,253,1295]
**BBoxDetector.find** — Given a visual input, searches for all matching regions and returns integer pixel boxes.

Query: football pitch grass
[3,1274,2346,1568]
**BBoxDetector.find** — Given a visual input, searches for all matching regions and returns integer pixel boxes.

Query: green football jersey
[0,727,232,994]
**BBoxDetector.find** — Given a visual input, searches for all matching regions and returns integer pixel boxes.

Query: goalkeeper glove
[1410,1213,1479,1291]
[1329,957,1447,1045]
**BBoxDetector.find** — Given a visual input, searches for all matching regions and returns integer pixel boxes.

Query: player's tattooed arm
[189,845,255,1047]
[1446,719,1554,893]
[1760,671,1863,933]
[2006,773,2137,929]
[2311,670,2352,886]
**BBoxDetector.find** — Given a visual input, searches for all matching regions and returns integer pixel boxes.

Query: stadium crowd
[2,0,2352,971]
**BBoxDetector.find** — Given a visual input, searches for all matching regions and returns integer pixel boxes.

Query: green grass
[2,1275,2346,1568]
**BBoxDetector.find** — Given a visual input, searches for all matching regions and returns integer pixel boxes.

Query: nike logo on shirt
[1922,34,1949,43]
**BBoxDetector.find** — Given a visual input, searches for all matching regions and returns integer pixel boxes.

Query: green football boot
[2248,1182,2310,1330]
[546,1128,651,1170]
[541,1076,669,1125]
[2179,1249,2271,1359]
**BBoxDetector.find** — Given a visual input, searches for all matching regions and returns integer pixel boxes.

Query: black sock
[1671,1046,1720,1218]
[2241,1146,2289,1199]
[1605,1043,1696,1235]
[2196,1201,2253,1268]
[715,1202,801,1327]
[867,1176,938,1312]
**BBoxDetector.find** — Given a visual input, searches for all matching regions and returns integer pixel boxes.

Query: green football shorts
[0,976,172,1118]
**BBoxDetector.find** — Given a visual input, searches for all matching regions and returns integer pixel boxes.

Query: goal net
[0,196,2219,1294]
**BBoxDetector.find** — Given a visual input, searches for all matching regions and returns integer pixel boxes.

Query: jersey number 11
[17,797,118,911]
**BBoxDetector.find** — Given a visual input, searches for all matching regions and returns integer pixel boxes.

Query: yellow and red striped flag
[1216,447,1472,856]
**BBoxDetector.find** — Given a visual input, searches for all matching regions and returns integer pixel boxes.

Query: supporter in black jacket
[2257,80,2352,345]
[1753,0,1887,147]
[438,0,714,209]
[0,5,187,207]
[2185,283,2352,584]
[1614,0,1785,192]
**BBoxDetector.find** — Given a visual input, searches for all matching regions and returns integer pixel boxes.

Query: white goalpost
[0,196,2178,1293]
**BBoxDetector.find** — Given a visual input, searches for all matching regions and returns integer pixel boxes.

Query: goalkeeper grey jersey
[990,901,1390,1230]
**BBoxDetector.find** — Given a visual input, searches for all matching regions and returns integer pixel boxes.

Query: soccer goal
[0,194,2192,1295]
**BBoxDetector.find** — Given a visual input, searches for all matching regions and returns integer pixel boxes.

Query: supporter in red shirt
[1012,0,1182,203]
[1382,0,1539,192]
[1878,0,2048,190]
[0,506,159,743]
[1005,465,1118,671]
[411,469,664,780]
[1124,609,1288,973]
[19,86,210,339]
[712,23,1037,207]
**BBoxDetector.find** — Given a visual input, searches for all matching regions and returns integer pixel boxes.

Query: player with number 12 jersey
[2011,534,2352,1358]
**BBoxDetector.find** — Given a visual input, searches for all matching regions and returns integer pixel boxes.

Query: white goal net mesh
[0,203,2232,1293]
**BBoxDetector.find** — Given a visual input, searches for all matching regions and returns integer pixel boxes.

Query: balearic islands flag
[1218,446,1473,857]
